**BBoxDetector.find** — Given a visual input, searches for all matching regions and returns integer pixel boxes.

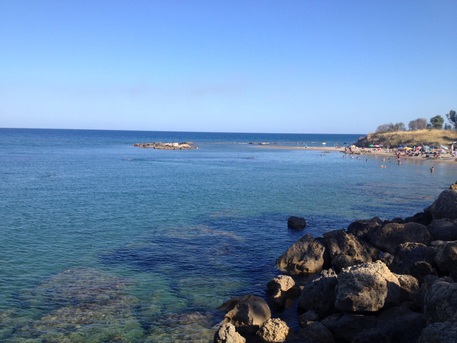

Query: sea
[0,128,455,342]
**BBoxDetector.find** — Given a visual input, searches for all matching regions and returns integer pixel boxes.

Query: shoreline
[254,145,457,165]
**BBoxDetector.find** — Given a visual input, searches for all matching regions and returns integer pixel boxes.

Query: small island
[133,142,196,150]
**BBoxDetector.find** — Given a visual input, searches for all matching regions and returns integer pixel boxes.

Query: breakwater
[215,184,457,342]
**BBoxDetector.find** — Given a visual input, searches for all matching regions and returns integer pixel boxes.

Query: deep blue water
[0,128,455,342]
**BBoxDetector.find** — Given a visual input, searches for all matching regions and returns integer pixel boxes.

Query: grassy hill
[355,129,457,149]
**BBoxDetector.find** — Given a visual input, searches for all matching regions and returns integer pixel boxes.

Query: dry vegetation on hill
[355,129,457,148]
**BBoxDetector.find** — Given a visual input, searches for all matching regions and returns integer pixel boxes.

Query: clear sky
[1,1,456,134]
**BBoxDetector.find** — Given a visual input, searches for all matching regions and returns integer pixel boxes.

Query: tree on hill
[430,115,444,129]
[408,118,427,130]
[446,110,456,130]
[376,122,405,133]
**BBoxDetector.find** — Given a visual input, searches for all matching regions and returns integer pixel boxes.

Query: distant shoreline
[254,144,457,165]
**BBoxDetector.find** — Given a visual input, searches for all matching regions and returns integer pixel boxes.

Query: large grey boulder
[297,269,338,319]
[214,323,246,343]
[427,218,457,241]
[434,241,457,274]
[423,278,457,323]
[366,222,432,254]
[218,295,271,336]
[335,261,419,312]
[276,234,327,274]
[428,189,457,219]
[322,230,372,271]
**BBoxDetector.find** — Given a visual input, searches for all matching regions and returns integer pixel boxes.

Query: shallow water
[0,129,454,341]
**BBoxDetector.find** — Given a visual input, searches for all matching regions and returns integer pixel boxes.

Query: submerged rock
[287,216,306,230]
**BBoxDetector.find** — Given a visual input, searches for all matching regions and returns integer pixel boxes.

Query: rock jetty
[214,183,457,342]
[133,142,195,150]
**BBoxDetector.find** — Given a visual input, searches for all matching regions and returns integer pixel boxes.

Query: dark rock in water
[366,222,433,254]
[287,216,306,230]
[428,189,457,219]
[276,234,328,274]
[297,269,338,319]
[351,328,390,343]
[427,218,457,241]
[322,229,372,271]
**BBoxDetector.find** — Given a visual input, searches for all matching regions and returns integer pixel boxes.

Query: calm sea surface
[0,128,455,342]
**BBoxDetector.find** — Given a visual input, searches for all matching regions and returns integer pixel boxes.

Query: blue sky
[1,1,456,134]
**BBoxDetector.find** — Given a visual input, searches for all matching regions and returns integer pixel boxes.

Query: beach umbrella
[369,144,374,148]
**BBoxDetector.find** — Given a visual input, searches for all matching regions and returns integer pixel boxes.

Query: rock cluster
[133,142,195,150]
[214,183,457,342]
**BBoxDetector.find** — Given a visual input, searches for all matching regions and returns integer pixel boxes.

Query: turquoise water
[0,129,454,342]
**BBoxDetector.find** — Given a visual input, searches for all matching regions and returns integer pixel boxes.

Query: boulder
[287,216,306,230]
[266,275,299,310]
[389,243,438,281]
[214,323,246,343]
[256,318,289,342]
[276,234,327,274]
[376,306,425,343]
[417,321,457,343]
[405,211,433,226]
[335,261,419,312]
[366,222,432,254]
[346,217,383,239]
[297,269,338,319]
[322,230,372,271]
[423,278,457,323]
[219,295,271,336]
[298,310,319,328]
[321,313,377,342]
[428,189,457,219]
[427,218,457,241]
[434,241,457,274]
[296,321,335,343]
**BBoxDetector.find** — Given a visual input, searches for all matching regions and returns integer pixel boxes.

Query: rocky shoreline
[214,183,457,342]
[133,142,195,150]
